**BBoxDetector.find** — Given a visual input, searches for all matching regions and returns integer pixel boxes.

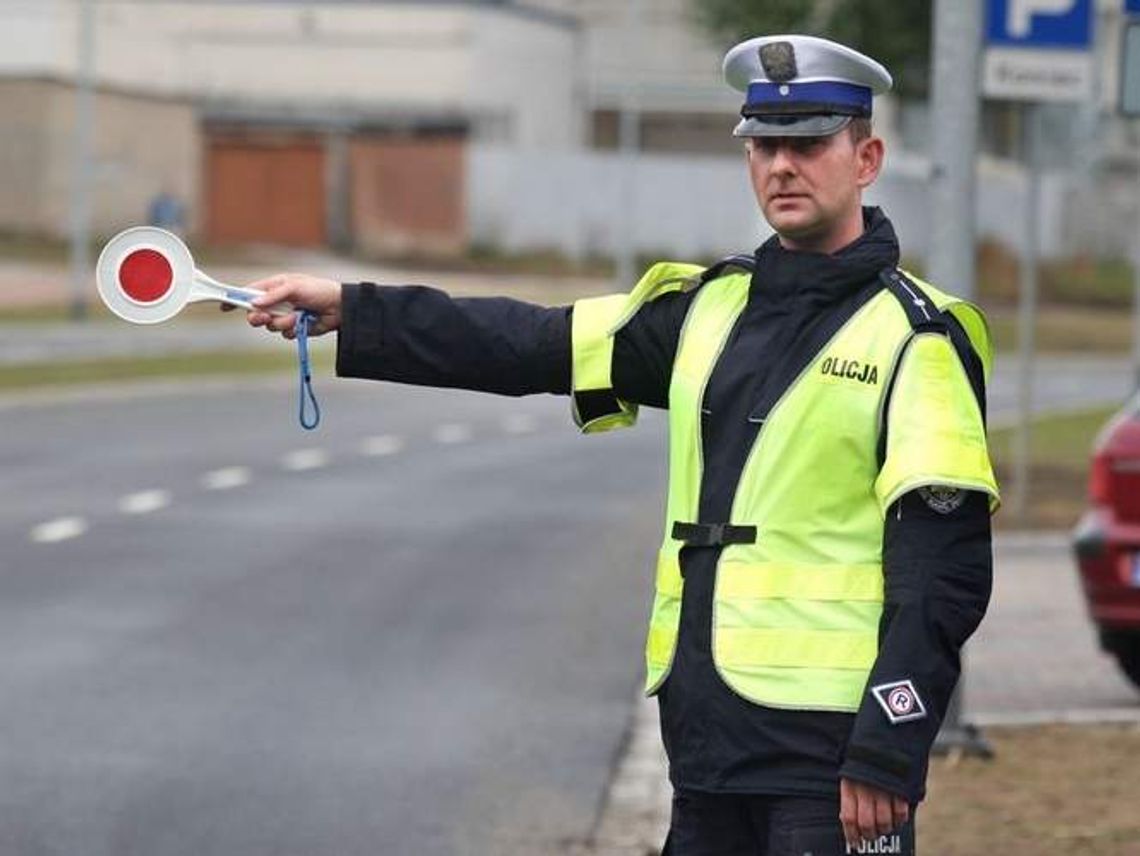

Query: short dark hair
[741,118,873,150]
[848,117,873,143]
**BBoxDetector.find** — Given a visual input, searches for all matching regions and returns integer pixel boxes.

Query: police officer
[240,35,997,856]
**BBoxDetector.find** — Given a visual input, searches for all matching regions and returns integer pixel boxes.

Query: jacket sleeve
[838,488,993,803]
[840,320,995,803]
[611,288,696,408]
[336,283,572,396]
[335,280,693,405]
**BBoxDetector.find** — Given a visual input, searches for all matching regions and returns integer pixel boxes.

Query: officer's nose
[768,142,797,176]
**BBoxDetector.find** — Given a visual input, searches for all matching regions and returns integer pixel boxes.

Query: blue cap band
[745,81,872,117]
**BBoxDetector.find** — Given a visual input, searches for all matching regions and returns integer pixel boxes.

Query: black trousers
[661,789,916,856]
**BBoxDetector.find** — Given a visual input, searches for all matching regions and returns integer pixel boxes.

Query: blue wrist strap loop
[296,310,321,430]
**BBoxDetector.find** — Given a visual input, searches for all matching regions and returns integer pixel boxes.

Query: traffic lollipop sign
[94,226,320,429]
[96,227,290,324]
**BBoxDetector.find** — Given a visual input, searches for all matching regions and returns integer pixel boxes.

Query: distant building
[0,0,580,252]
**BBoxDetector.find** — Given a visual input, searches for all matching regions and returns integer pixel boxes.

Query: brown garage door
[349,134,465,256]
[206,132,326,247]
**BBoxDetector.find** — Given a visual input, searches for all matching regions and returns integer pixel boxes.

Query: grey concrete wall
[0,79,199,238]
[468,143,1077,275]
[0,79,55,233]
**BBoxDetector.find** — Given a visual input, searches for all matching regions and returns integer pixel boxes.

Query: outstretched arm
[240,273,695,403]
[240,274,570,396]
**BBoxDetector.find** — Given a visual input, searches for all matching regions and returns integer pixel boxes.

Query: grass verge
[987,305,1134,354]
[989,405,1114,530]
[921,723,1140,855]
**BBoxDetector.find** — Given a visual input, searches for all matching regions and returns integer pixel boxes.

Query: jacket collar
[751,207,900,306]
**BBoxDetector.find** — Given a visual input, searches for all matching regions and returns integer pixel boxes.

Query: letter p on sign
[1009,0,1080,37]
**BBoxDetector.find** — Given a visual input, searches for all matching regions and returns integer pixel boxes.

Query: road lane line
[201,467,252,491]
[503,414,537,435]
[282,448,329,471]
[118,490,171,515]
[360,435,404,457]
[30,517,88,544]
[434,424,471,445]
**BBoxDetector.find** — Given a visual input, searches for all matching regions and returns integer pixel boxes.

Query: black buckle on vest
[671,521,758,547]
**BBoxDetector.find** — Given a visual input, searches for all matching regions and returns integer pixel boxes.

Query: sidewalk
[578,532,1140,854]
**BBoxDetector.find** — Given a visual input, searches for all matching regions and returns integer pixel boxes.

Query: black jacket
[335,208,993,804]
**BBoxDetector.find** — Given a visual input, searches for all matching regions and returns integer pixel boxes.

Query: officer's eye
[790,137,828,154]
[752,137,828,158]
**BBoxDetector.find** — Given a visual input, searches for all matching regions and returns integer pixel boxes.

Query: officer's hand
[224,273,342,340]
[840,777,909,848]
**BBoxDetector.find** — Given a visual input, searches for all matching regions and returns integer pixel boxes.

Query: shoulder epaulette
[879,268,948,334]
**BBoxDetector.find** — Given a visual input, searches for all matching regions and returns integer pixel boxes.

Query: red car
[1073,402,1140,691]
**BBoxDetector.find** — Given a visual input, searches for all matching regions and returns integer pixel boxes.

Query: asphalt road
[0,379,667,856]
[1,340,1133,856]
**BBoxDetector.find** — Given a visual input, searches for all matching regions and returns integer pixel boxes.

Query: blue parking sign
[986,0,1093,48]
[1128,0,1140,16]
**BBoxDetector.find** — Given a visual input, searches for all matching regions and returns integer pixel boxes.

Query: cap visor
[733,114,852,138]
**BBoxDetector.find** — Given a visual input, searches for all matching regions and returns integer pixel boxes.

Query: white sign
[983,48,1094,101]
[95,227,291,325]
[983,0,1094,102]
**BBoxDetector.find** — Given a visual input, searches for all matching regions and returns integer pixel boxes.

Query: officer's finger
[251,278,300,311]
[892,795,909,829]
[265,311,298,335]
[246,274,288,295]
[246,310,273,328]
[839,779,860,849]
[856,789,878,844]
[874,791,894,838]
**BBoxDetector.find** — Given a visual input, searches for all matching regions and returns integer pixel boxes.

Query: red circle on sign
[118,249,173,303]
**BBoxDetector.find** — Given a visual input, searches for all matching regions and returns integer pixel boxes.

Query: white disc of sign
[95,227,291,324]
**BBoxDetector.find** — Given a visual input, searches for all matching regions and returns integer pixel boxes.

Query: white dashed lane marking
[201,467,252,491]
[282,449,330,471]
[360,435,404,457]
[434,424,471,445]
[26,421,532,548]
[30,517,88,544]
[118,490,171,515]
[503,414,537,435]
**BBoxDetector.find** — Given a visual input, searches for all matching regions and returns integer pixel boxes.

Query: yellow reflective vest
[571,262,999,712]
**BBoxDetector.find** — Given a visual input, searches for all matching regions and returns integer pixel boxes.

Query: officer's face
[746,128,884,253]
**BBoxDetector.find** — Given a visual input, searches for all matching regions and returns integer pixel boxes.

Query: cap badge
[758,41,798,83]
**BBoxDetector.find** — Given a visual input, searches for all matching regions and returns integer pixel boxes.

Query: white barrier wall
[468,144,1073,272]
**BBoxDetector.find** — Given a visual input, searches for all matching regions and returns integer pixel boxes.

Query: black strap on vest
[671,521,758,547]
[879,268,948,335]
[695,254,757,288]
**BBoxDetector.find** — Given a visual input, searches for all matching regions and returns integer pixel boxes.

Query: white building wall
[524,0,735,115]
[0,0,578,147]
[467,11,581,148]
[468,144,1073,272]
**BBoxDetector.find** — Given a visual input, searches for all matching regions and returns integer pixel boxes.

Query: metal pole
[1011,104,1041,523]
[69,0,96,321]
[615,0,643,290]
[928,0,983,301]
[928,0,992,760]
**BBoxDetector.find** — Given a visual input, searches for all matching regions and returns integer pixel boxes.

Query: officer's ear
[854,134,885,189]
